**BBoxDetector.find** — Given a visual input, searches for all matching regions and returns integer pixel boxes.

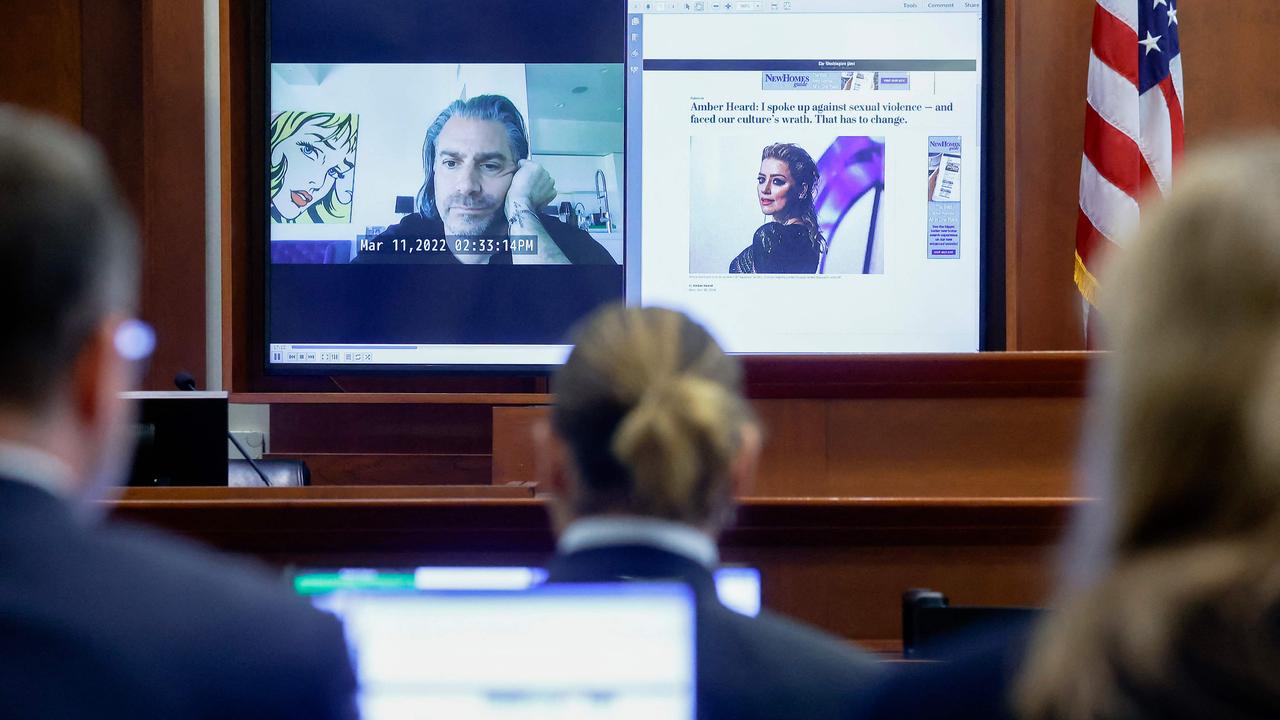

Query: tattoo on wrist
[508,201,535,229]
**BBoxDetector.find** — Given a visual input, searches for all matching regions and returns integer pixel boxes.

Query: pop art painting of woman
[268,111,358,223]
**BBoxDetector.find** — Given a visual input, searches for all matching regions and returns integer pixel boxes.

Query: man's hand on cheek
[504,159,570,265]
[504,159,557,222]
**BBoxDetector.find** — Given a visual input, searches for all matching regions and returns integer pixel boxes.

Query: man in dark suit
[536,305,881,719]
[544,532,882,720]
[0,106,357,718]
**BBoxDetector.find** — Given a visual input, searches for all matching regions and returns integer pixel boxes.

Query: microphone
[173,372,271,487]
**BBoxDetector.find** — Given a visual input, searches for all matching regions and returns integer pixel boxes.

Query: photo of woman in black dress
[729,143,826,274]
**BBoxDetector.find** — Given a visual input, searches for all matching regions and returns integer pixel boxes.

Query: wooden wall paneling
[0,1,83,126]
[490,358,1084,493]
[751,400,829,496]
[24,0,207,388]
[823,396,1081,498]
[108,492,555,561]
[724,498,1070,645]
[81,0,145,219]
[1179,3,1280,142]
[743,352,1089,399]
[270,403,495,485]
[1003,0,1020,349]
[1008,0,1093,351]
[492,406,549,487]
[496,399,877,494]
[110,496,555,562]
[138,0,208,390]
[489,355,1089,494]
[221,0,256,391]
[485,400,826,490]
[107,493,1074,646]
[270,403,493,454]
[732,542,1054,649]
[275,453,492,486]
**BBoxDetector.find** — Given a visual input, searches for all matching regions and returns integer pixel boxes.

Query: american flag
[1075,0,1183,320]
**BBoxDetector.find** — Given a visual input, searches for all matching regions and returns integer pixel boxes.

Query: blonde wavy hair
[550,305,757,530]
[1017,137,1280,719]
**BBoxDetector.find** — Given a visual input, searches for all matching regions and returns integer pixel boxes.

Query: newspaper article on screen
[629,2,985,353]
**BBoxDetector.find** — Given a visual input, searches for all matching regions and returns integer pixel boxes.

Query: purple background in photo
[813,136,886,243]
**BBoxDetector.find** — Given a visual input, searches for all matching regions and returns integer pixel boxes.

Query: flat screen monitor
[265,0,995,371]
[295,565,762,617]
[312,585,696,719]
[124,391,228,487]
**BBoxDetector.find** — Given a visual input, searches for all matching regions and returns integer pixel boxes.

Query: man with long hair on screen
[355,94,615,265]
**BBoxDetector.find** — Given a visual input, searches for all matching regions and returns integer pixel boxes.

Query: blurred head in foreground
[1018,138,1280,719]
[539,305,760,536]
[0,106,144,500]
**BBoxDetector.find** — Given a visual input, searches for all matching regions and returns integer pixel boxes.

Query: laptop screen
[296,565,762,616]
[315,584,695,719]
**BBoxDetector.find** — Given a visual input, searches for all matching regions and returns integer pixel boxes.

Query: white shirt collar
[558,516,720,569]
[0,441,74,499]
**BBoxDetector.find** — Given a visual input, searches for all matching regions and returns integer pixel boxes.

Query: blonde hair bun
[551,305,756,528]
[611,375,741,521]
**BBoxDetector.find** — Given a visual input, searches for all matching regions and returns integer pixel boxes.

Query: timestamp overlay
[362,236,539,257]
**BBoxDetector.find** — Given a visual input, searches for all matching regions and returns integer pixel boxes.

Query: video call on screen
[266,0,986,370]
